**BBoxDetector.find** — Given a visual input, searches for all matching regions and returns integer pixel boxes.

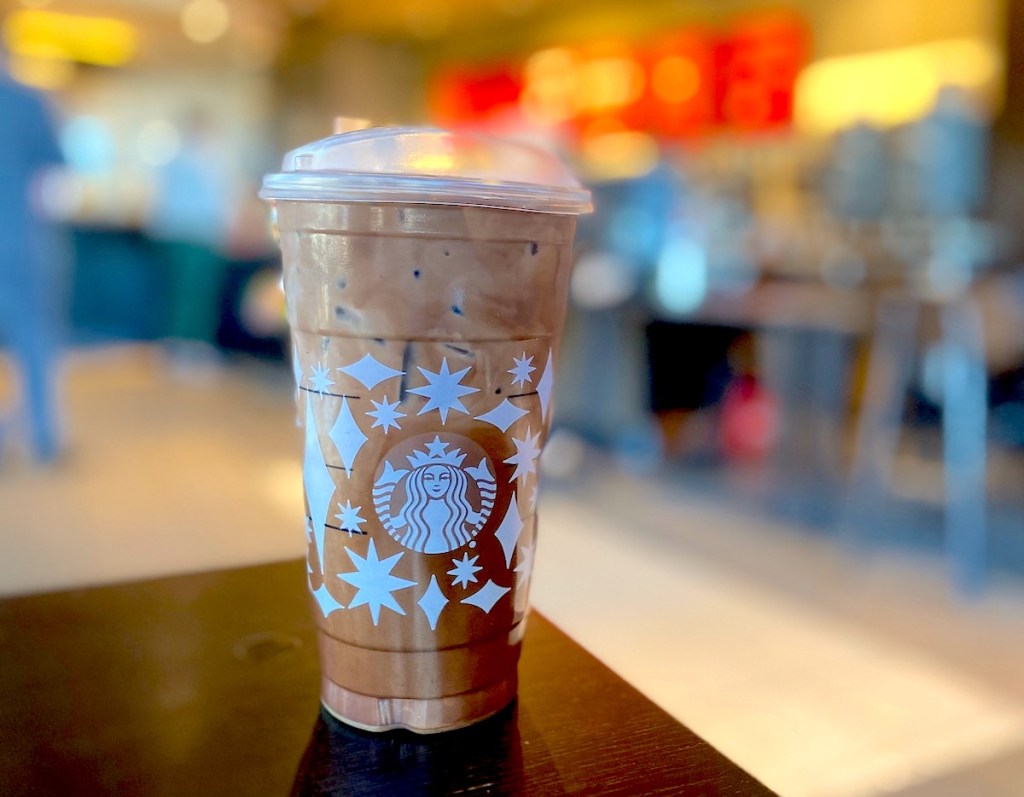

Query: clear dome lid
[259,126,592,215]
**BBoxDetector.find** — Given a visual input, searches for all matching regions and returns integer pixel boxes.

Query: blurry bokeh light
[180,0,231,44]
[651,55,701,105]
[38,168,85,221]
[578,129,658,181]
[576,53,645,114]
[570,252,636,310]
[520,47,579,126]
[3,8,138,67]
[61,116,117,174]
[137,120,182,167]
[608,205,661,262]
[795,38,1001,133]
[652,233,708,316]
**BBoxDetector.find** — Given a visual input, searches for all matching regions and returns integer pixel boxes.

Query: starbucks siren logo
[374,434,497,554]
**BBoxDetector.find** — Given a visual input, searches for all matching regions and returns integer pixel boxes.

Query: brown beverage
[262,128,591,732]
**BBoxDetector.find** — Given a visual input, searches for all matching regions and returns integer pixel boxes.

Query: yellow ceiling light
[2,9,138,67]
[795,38,1002,134]
[181,0,231,45]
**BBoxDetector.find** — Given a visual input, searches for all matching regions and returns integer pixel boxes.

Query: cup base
[320,673,517,734]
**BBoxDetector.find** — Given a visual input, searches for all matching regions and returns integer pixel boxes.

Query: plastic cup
[261,127,591,733]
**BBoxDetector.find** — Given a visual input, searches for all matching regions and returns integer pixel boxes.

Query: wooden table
[0,560,774,796]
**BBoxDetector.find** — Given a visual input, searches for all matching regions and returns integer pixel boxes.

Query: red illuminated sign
[430,63,523,123]
[713,14,807,130]
[428,12,808,139]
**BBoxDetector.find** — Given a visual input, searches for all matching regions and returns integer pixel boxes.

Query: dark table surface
[0,559,774,796]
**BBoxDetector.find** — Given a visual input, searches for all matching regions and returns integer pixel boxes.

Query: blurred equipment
[841,89,994,595]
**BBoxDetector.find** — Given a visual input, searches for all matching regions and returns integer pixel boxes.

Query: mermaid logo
[373,434,497,554]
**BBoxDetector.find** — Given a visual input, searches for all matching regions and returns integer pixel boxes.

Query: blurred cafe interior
[3,0,1024,794]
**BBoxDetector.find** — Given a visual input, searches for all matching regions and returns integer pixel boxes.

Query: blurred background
[2,1,1024,795]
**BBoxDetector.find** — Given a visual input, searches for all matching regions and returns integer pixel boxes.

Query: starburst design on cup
[508,352,535,387]
[448,553,482,589]
[309,363,335,394]
[366,395,405,433]
[408,358,479,423]
[338,540,416,626]
[514,543,535,590]
[335,500,367,536]
[504,426,541,483]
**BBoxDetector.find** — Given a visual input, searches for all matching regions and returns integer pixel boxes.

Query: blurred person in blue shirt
[146,108,233,357]
[0,51,66,463]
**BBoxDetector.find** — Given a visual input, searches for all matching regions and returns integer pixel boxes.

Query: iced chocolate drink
[261,128,591,733]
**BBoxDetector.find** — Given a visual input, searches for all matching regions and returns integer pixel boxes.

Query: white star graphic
[366,395,405,433]
[309,363,335,394]
[504,426,541,483]
[338,540,416,626]
[425,436,450,458]
[334,500,367,536]
[408,358,479,423]
[514,543,535,590]
[447,553,482,589]
[508,352,535,387]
